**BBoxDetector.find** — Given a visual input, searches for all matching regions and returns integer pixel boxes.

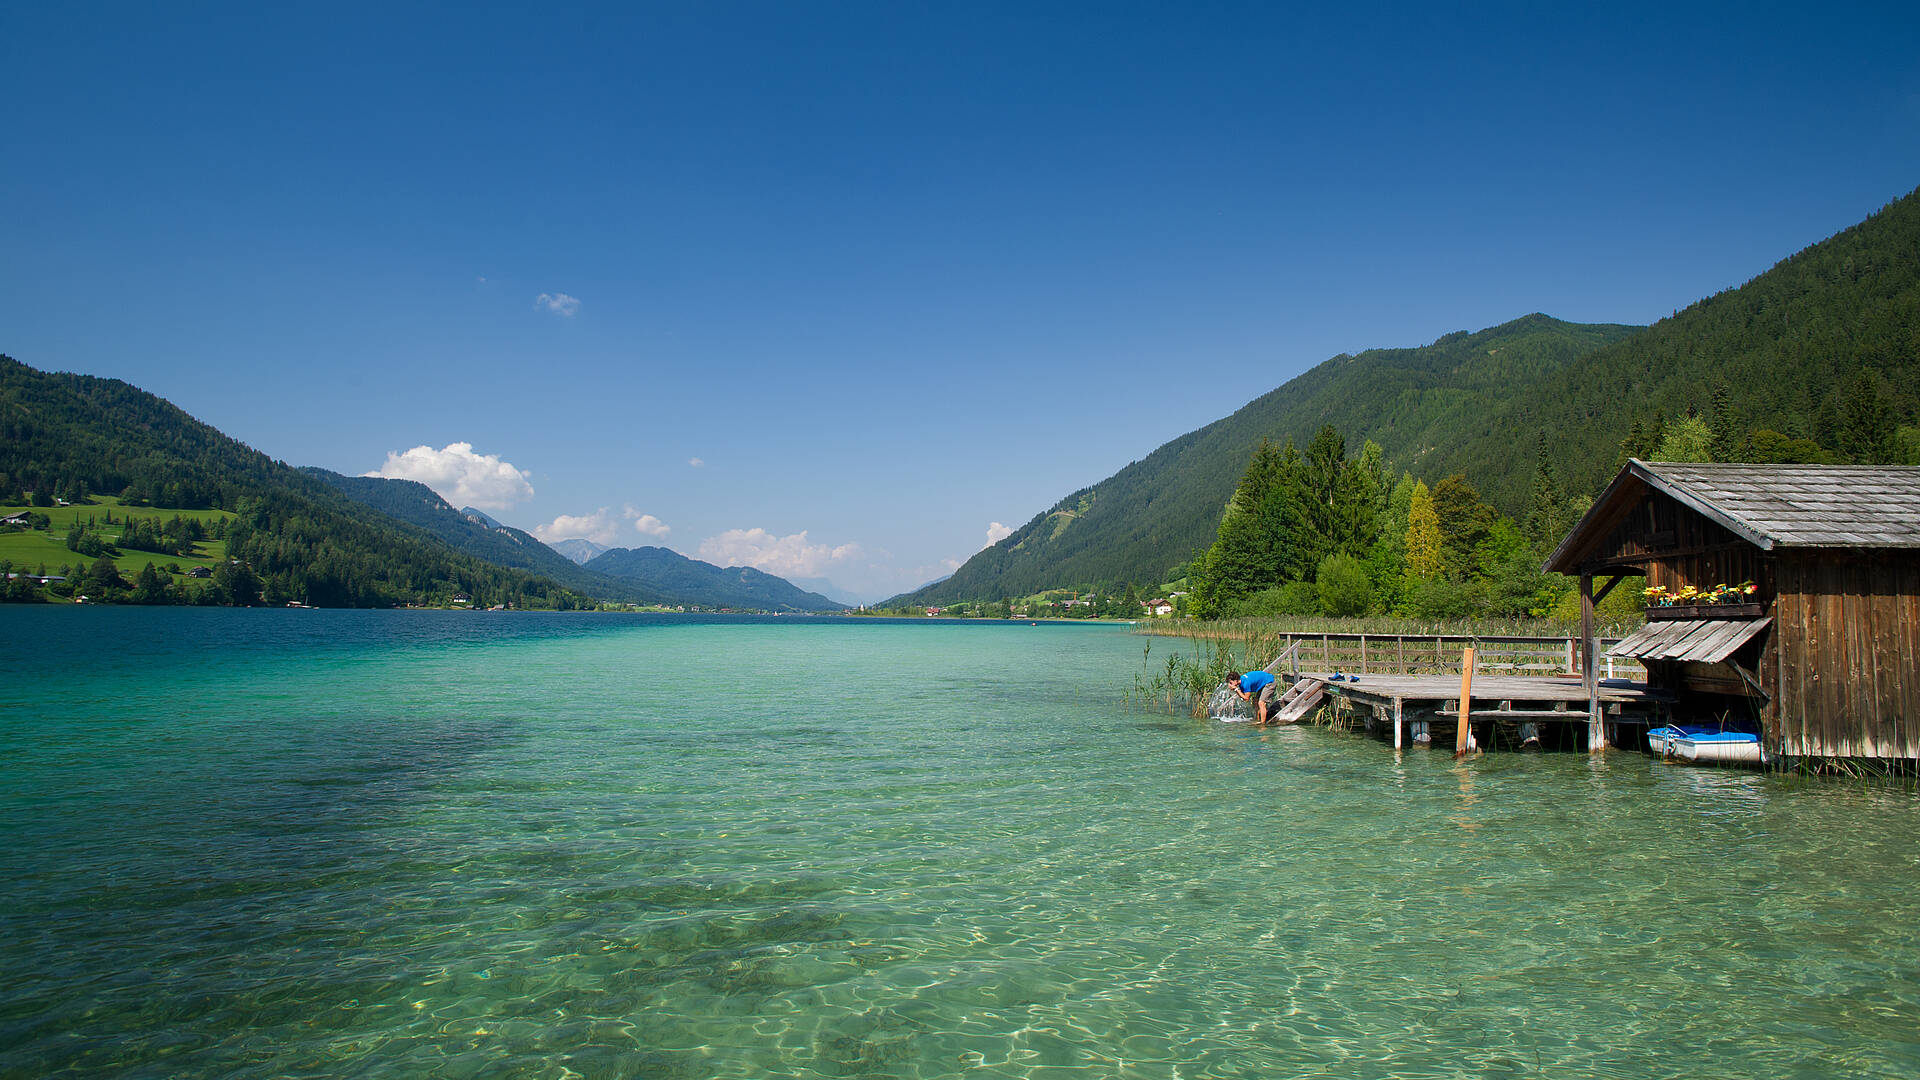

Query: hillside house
[1546,460,1920,763]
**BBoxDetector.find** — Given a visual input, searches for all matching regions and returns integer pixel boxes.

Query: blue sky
[5,3,1918,601]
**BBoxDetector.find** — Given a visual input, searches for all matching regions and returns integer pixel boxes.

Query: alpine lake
[3,608,1916,1079]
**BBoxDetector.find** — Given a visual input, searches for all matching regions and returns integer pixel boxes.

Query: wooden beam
[1593,574,1625,604]
[1456,646,1477,755]
[1582,574,1606,751]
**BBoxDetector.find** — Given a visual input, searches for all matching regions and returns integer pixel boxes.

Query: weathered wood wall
[1769,551,1920,760]
[1599,490,1769,598]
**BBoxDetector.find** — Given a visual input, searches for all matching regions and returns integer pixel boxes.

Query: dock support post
[1393,697,1403,749]
[1581,573,1606,751]
[1456,647,1477,755]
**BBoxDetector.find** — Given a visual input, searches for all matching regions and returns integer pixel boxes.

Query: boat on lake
[1648,724,1765,765]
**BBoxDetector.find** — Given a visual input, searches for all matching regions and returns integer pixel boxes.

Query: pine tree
[1524,438,1564,547]
[1707,383,1739,462]
[1836,369,1895,464]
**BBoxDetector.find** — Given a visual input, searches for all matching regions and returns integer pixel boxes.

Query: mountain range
[305,468,844,611]
[897,186,1920,605]
[0,354,843,610]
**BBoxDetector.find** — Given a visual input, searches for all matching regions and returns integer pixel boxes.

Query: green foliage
[1314,553,1372,617]
[1654,415,1716,462]
[1404,480,1443,579]
[1229,581,1322,618]
[1402,574,1477,620]
[1740,429,1835,464]
[1430,474,1495,578]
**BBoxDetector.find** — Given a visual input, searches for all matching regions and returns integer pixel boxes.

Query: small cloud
[535,292,581,317]
[697,528,863,579]
[984,521,1013,548]
[534,506,671,546]
[688,457,705,468]
[365,442,534,510]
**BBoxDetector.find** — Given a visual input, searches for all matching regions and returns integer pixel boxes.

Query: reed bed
[1134,612,1644,640]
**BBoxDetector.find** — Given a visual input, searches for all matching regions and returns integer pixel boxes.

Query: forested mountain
[302,469,674,606]
[1480,189,1920,498]
[307,470,844,610]
[0,356,586,608]
[584,546,846,612]
[899,315,1641,604]
[901,186,1920,606]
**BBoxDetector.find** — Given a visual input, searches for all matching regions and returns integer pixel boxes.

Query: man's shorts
[1258,681,1279,706]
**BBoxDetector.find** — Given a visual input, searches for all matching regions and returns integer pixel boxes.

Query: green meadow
[0,497,235,588]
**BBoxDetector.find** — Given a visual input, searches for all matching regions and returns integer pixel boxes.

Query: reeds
[1134,612,1645,640]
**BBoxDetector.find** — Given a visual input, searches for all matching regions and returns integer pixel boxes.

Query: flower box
[1646,602,1765,621]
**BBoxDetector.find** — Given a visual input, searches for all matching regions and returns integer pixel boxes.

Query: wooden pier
[1262,633,1667,751]
[1287,671,1668,751]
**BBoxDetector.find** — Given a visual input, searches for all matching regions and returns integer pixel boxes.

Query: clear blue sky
[5,2,1918,601]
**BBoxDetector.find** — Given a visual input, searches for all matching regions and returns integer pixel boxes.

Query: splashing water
[1207,680,1251,721]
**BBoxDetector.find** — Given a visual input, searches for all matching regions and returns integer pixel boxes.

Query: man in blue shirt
[1228,669,1279,725]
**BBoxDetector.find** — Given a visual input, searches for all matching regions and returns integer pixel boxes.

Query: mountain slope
[585,546,846,612]
[0,356,585,608]
[301,469,676,606]
[903,186,1920,606]
[899,315,1641,604]
[1482,188,1920,498]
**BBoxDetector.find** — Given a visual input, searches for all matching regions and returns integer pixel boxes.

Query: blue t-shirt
[1239,670,1275,694]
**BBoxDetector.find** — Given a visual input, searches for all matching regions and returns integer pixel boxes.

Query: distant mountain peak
[547,537,609,566]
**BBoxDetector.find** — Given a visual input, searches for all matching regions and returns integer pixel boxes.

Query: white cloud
[535,291,581,316]
[697,528,864,579]
[984,521,1013,548]
[688,457,705,468]
[534,510,620,545]
[534,506,671,546]
[365,442,535,510]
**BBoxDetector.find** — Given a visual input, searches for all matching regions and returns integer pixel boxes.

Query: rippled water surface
[4,608,1918,1079]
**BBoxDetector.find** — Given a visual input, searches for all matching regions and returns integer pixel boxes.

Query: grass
[0,497,235,585]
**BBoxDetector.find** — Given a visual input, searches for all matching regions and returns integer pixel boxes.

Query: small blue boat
[1648,724,1764,765]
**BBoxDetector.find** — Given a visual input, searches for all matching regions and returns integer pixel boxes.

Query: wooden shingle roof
[1545,460,1920,574]
[1631,461,1920,549]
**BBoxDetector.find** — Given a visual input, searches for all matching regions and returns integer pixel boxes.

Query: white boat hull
[1673,734,1764,765]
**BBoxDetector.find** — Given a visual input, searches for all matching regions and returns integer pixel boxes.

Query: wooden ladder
[1270,678,1327,724]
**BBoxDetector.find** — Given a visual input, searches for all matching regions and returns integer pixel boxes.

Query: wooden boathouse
[1545,460,1920,764]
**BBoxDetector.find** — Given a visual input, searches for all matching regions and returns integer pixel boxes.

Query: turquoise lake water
[3,608,1917,1079]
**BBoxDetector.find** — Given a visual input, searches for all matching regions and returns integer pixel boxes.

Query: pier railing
[1265,633,1642,681]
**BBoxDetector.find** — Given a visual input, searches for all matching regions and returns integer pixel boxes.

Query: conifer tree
[1524,439,1564,547]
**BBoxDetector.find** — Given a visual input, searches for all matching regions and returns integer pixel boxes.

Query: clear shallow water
[3,609,1917,1079]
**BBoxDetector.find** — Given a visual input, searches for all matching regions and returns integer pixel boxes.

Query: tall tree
[1836,369,1895,464]
[1404,481,1444,579]
[1430,474,1495,578]
[1523,437,1564,548]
